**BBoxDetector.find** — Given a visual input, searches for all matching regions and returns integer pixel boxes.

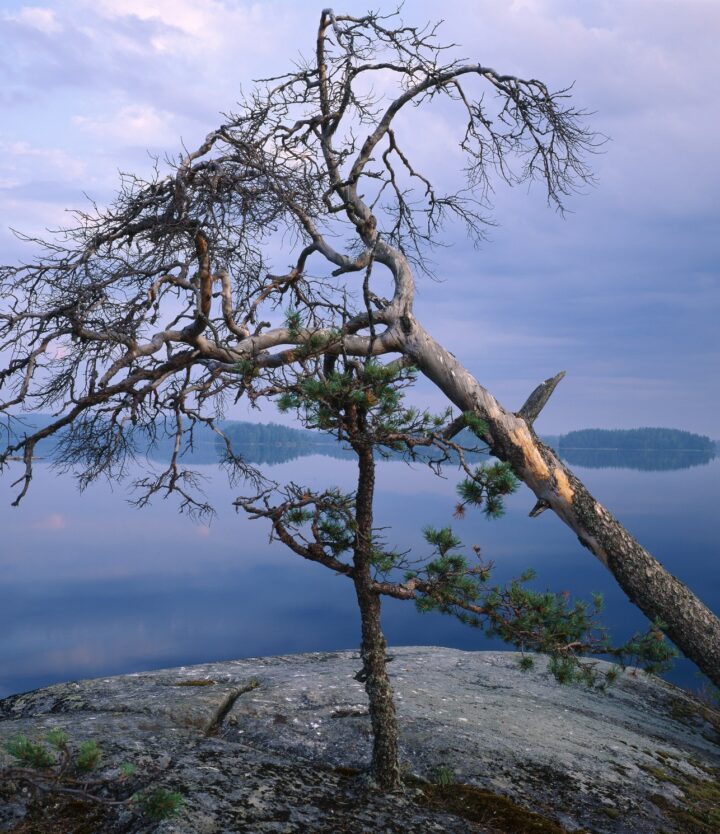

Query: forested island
[557,427,715,451]
[555,428,716,472]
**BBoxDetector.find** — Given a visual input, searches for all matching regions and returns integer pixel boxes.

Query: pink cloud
[35,513,67,530]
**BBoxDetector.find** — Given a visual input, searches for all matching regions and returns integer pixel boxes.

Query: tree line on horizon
[557,427,715,452]
[5,417,716,460]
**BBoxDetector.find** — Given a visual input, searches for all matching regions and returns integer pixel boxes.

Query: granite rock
[1,648,718,833]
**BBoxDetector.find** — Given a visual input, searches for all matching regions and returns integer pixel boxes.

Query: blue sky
[1,0,718,435]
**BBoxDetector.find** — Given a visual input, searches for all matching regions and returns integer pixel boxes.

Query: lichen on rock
[1,648,718,833]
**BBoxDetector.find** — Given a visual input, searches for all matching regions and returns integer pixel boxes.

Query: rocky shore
[1,647,718,833]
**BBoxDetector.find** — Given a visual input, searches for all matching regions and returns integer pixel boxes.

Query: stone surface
[1,647,718,833]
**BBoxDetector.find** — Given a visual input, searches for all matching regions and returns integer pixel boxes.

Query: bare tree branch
[0,7,717,687]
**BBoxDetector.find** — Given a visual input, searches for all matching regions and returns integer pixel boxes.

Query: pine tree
[238,353,674,788]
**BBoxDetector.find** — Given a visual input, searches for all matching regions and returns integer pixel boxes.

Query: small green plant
[604,666,620,686]
[1,732,183,823]
[76,740,102,772]
[432,765,456,788]
[518,655,535,672]
[548,654,590,685]
[45,728,69,750]
[5,735,55,768]
[135,788,184,821]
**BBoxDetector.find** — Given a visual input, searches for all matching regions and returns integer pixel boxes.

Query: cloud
[0,1,717,432]
[34,513,68,531]
[0,140,91,247]
[88,0,227,47]
[0,140,87,184]
[73,105,176,145]
[4,6,62,35]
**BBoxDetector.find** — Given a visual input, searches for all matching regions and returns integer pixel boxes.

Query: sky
[0,0,718,436]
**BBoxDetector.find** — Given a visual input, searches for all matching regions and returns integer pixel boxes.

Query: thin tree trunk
[352,437,401,790]
[401,317,720,688]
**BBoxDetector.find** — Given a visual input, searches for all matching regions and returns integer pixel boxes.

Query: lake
[1,447,718,698]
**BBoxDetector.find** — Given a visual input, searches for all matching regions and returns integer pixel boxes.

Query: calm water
[1,450,718,698]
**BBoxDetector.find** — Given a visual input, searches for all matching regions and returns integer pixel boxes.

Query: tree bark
[401,316,720,688]
[352,437,401,790]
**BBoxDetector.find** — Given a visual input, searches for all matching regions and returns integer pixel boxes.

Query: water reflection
[10,415,715,472]
[5,417,491,468]
[150,431,717,472]
[1,451,719,698]
[559,448,716,471]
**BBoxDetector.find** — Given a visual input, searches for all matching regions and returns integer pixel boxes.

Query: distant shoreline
[558,447,712,452]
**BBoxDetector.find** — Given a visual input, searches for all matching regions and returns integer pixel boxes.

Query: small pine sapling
[1,732,183,822]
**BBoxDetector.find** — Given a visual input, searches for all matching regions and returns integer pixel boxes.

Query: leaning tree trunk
[399,315,720,688]
[352,438,402,790]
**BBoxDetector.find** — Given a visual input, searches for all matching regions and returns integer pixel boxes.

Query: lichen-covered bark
[403,318,720,688]
[352,439,401,790]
